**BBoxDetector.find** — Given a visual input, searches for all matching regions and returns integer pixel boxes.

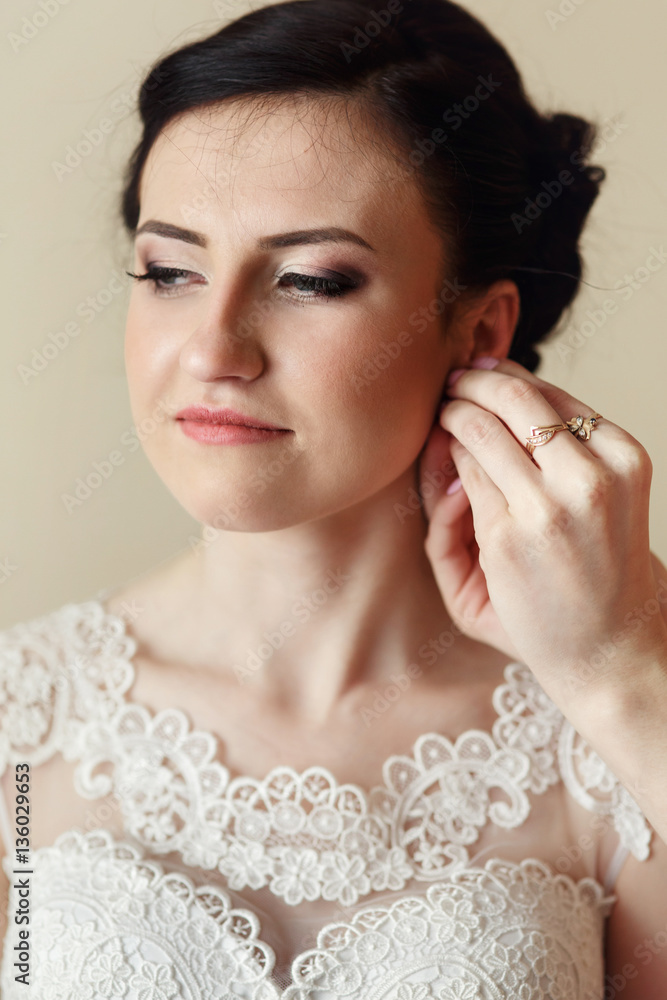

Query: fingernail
[471,355,501,369]
[445,367,467,388]
[446,476,463,495]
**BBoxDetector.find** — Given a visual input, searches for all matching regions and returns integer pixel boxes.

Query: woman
[1,0,666,996]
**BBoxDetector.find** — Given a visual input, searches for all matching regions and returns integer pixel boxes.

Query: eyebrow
[133,219,375,252]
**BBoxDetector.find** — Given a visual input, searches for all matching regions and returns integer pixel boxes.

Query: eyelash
[124,265,358,302]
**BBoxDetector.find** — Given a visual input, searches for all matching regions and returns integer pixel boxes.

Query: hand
[419,355,667,712]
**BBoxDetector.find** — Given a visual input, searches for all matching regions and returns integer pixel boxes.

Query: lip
[175,405,288,431]
[179,423,289,445]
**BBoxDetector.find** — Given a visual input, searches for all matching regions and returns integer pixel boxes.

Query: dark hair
[120,0,606,372]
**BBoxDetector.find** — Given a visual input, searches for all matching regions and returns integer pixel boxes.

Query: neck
[151,464,459,722]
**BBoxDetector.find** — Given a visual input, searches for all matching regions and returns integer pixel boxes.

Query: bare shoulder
[101,548,199,656]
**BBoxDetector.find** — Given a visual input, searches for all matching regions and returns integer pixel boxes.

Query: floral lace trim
[557,722,652,860]
[0,601,653,912]
[284,856,614,1000]
[1,827,615,1000]
[2,827,281,1000]
[0,600,134,770]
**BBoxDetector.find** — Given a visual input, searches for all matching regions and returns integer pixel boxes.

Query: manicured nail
[445,367,467,388]
[446,476,463,495]
[471,356,501,369]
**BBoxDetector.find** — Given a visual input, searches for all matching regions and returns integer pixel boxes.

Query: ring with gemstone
[524,413,602,456]
[565,413,602,441]
[524,421,569,456]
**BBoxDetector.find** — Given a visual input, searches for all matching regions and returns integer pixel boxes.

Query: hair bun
[542,112,606,201]
[504,110,607,371]
[525,110,606,245]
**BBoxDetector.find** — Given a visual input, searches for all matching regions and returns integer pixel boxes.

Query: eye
[126,265,360,302]
[277,271,359,302]
[126,265,203,298]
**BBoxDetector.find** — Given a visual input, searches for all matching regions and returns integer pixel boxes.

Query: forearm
[565,650,667,846]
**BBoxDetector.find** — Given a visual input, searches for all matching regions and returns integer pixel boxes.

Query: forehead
[137,95,439,253]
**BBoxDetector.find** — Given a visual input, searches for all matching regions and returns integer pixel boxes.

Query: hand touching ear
[419,354,666,725]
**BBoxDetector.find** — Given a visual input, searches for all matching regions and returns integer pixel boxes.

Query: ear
[454,279,521,365]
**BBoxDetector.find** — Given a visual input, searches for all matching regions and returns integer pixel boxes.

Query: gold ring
[524,422,568,456]
[565,413,602,440]
[525,413,602,456]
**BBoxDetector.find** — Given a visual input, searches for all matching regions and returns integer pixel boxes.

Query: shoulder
[0,598,136,778]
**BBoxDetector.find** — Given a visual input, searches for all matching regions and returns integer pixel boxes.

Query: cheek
[295,325,449,484]
[124,305,177,413]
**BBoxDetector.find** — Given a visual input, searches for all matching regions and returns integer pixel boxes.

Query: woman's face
[125,97,464,531]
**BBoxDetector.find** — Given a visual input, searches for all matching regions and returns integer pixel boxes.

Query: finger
[440,398,545,517]
[424,480,480,609]
[445,357,610,469]
[448,436,509,524]
[425,497,490,630]
[494,358,629,462]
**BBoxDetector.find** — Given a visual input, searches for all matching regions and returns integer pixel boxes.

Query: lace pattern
[0,601,134,770]
[0,601,653,913]
[1,827,615,1000]
[0,599,655,999]
[558,723,652,860]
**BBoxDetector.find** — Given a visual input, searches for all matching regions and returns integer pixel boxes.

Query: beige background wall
[1,0,665,628]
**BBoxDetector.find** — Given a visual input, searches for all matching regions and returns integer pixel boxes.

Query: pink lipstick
[175,405,291,445]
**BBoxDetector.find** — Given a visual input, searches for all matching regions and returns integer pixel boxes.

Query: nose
[179,287,267,383]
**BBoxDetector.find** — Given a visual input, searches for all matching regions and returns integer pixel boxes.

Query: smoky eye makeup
[127,263,363,301]
[127,237,368,302]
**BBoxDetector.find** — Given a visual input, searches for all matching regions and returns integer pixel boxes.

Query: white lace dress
[0,596,653,999]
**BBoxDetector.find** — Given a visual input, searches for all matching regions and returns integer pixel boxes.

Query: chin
[163,481,320,534]
[167,475,386,535]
